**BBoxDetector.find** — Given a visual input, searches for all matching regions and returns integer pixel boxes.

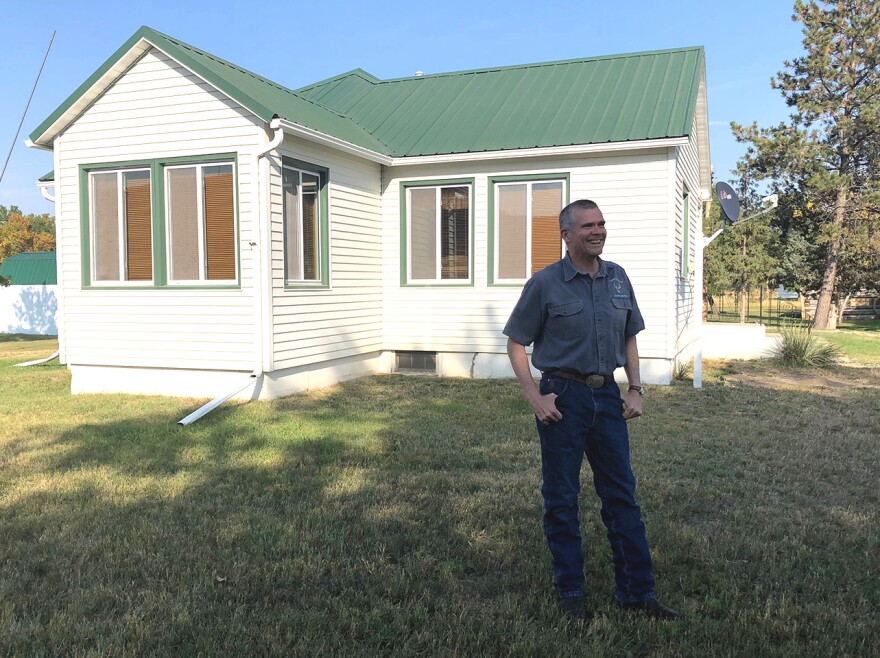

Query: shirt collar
[563,254,608,281]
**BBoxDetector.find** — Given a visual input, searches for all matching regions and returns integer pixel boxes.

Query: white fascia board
[24,139,52,152]
[389,137,689,166]
[277,122,688,167]
[32,38,154,147]
[278,119,393,165]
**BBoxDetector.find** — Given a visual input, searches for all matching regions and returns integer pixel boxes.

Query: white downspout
[15,352,59,367]
[39,186,55,202]
[178,116,283,426]
[693,195,707,389]
[252,115,284,380]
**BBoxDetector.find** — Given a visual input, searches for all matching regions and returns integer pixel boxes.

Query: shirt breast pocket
[611,297,632,332]
[547,301,586,339]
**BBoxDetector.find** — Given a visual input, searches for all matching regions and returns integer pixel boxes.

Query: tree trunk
[837,292,852,327]
[812,185,848,329]
[739,235,748,323]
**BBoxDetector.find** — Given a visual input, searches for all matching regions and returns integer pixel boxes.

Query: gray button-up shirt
[503,255,645,375]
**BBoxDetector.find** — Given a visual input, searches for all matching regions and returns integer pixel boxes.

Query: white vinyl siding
[382,151,672,363]
[673,113,704,360]
[270,139,383,371]
[55,48,262,370]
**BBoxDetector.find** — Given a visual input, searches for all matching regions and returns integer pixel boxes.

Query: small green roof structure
[0,252,57,285]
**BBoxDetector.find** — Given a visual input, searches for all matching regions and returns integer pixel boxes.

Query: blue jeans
[536,373,655,602]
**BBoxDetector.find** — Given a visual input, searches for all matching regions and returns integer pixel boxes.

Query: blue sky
[0,0,806,215]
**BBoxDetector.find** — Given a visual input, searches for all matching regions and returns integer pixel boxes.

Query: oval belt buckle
[585,374,605,388]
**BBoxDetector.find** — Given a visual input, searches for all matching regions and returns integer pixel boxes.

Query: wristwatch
[628,385,644,396]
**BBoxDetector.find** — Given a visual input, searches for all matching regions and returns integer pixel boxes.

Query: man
[503,199,680,622]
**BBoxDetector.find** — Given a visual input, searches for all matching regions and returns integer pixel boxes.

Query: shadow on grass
[838,318,880,333]
[0,332,57,343]
[0,376,560,655]
[2,373,879,656]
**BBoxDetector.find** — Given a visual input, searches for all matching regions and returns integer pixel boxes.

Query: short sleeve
[503,277,545,346]
[623,272,646,337]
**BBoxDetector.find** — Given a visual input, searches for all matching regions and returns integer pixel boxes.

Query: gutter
[177,116,283,425]
[37,180,55,202]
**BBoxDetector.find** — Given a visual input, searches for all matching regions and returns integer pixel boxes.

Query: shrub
[673,357,694,381]
[775,323,842,367]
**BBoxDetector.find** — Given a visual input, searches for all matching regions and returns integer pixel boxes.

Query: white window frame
[283,163,323,284]
[164,161,238,285]
[494,178,566,284]
[406,183,472,284]
[89,167,153,287]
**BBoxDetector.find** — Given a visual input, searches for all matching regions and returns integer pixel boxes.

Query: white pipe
[696,196,778,387]
[15,351,59,367]
[177,116,283,425]
[39,186,55,202]
[177,370,259,426]
[694,206,705,389]
[255,116,283,157]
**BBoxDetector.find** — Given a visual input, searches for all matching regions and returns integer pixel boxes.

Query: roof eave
[278,119,392,165]
[388,137,689,166]
[29,30,155,148]
[29,28,276,149]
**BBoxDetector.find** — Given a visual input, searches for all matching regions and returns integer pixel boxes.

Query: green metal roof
[29,26,389,153]
[39,170,54,182]
[0,252,57,285]
[30,27,705,158]
[297,48,705,157]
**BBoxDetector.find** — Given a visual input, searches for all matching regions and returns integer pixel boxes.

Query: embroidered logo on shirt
[610,277,629,298]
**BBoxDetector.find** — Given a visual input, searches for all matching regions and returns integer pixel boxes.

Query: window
[395,351,437,373]
[90,169,153,283]
[405,182,471,283]
[166,163,236,282]
[82,155,238,287]
[491,177,566,283]
[681,190,691,278]
[282,158,328,286]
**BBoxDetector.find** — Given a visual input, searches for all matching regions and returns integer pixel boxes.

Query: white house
[27,26,710,399]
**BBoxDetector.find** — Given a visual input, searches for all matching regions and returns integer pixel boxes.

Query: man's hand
[621,390,643,420]
[531,392,563,425]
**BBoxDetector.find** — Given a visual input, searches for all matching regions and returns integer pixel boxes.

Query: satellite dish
[715,182,741,224]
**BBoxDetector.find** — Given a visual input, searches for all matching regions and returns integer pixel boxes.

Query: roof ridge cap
[376,46,705,84]
[296,68,379,94]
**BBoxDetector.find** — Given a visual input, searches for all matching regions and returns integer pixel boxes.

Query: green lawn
[1,337,878,656]
[815,319,880,365]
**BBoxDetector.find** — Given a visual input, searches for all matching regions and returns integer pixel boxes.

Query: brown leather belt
[546,370,615,388]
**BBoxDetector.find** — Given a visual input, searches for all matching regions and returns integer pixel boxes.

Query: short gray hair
[559,199,600,230]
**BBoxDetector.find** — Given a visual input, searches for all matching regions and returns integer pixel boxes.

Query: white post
[694,203,705,389]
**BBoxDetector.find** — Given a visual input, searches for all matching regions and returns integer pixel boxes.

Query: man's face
[562,207,606,261]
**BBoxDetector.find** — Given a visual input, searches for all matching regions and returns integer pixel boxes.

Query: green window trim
[281,156,330,289]
[78,153,240,290]
[399,178,475,287]
[487,172,570,286]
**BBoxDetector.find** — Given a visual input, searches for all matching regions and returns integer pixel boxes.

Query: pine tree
[732,0,880,328]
